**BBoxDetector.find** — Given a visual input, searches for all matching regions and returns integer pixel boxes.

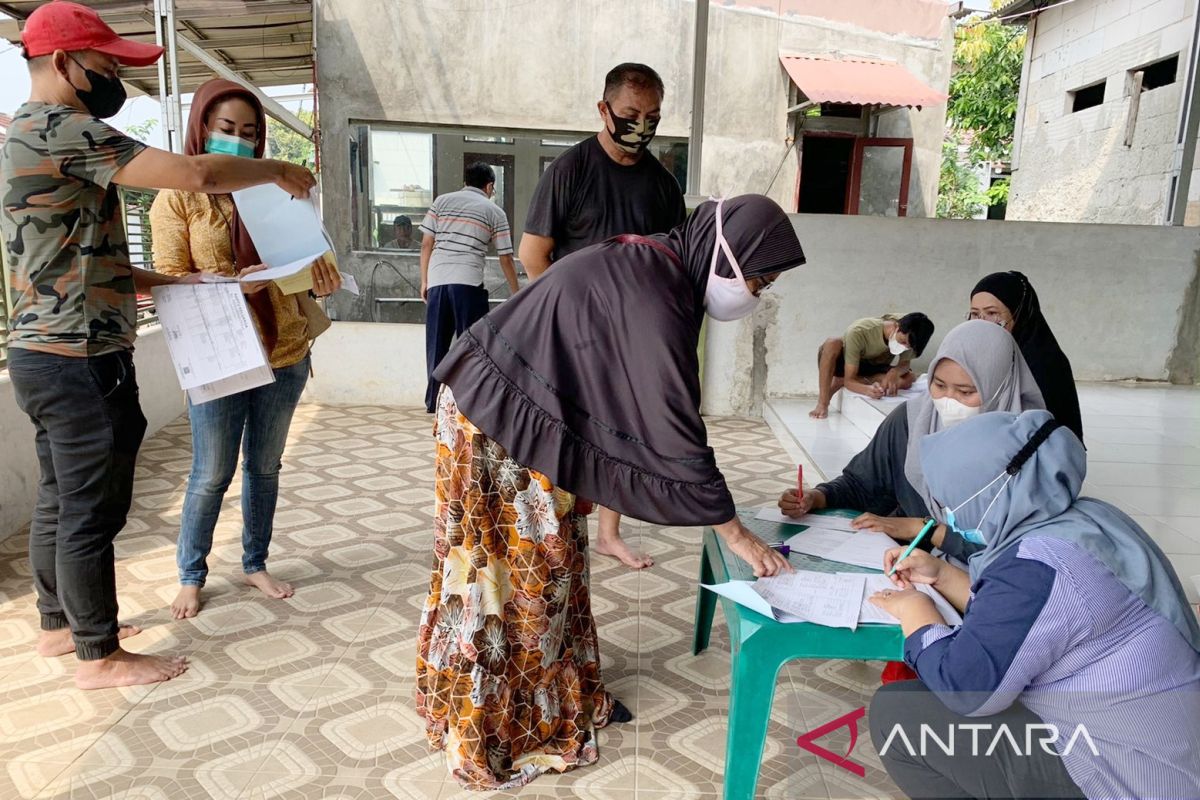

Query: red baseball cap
[22,1,164,67]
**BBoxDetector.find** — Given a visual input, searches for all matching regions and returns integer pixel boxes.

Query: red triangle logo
[796,706,867,777]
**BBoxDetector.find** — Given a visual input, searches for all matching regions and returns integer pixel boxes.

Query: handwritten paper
[752,572,866,630]
[855,575,964,626]
[754,507,859,532]
[783,528,895,571]
[152,283,272,402]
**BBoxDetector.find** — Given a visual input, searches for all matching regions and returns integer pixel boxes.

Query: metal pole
[1167,6,1200,225]
[152,0,175,152]
[686,0,709,196]
[165,0,184,153]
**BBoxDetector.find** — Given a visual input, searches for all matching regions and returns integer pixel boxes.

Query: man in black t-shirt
[519,63,686,570]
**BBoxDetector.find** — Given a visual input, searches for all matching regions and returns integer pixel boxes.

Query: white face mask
[888,334,907,356]
[703,199,761,322]
[933,395,981,428]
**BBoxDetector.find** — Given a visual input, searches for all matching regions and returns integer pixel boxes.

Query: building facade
[1003,0,1199,224]
[314,0,953,323]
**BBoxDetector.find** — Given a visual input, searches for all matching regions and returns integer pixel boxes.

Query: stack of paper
[783,528,896,571]
[232,183,335,294]
[152,282,274,404]
[702,573,962,630]
[753,507,857,531]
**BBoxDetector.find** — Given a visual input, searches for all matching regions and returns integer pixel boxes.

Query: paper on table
[855,574,964,627]
[232,183,332,276]
[753,507,858,532]
[701,581,781,620]
[152,283,270,390]
[784,528,895,571]
[752,571,866,630]
[187,363,275,405]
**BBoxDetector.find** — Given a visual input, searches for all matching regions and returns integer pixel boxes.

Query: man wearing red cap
[0,1,317,690]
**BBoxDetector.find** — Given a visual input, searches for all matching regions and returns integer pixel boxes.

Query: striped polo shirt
[419,186,513,289]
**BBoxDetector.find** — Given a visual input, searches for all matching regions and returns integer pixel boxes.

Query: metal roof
[780,55,948,110]
[992,0,1057,22]
[0,1,313,98]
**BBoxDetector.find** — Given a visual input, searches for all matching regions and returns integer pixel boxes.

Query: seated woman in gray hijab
[779,320,1044,562]
[415,195,807,790]
[867,410,1200,800]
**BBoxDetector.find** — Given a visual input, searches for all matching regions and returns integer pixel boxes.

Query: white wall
[702,214,1200,414]
[303,322,428,407]
[1008,0,1199,224]
[0,327,187,541]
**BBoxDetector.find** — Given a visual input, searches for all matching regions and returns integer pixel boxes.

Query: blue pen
[887,518,936,577]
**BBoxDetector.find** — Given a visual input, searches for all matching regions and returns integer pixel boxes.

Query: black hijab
[971,271,1084,444]
[433,195,806,526]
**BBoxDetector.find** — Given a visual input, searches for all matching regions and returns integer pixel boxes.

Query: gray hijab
[920,410,1200,653]
[904,320,1045,520]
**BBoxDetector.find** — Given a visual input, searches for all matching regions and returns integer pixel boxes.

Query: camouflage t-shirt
[1,102,146,357]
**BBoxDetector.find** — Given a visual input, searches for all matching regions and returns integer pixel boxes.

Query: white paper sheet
[232,183,332,274]
[784,528,895,571]
[701,581,780,620]
[339,273,360,296]
[187,363,275,405]
[754,507,858,532]
[152,283,270,390]
[752,571,866,630]
[854,575,964,626]
[873,373,929,404]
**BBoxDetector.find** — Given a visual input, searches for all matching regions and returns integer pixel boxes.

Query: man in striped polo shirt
[419,161,520,412]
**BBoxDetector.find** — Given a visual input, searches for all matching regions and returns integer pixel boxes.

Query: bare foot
[37,624,141,658]
[74,648,187,690]
[171,585,203,620]
[244,571,294,599]
[595,531,654,570]
[809,404,829,419]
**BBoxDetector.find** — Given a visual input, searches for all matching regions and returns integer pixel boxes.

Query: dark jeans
[8,348,147,661]
[425,283,489,412]
[869,681,1086,800]
[177,356,309,585]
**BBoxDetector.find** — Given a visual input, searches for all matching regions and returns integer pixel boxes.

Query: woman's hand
[310,256,342,297]
[882,547,945,590]
[779,488,825,518]
[235,264,271,294]
[853,514,925,541]
[868,587,941,632]
[714,518,794,577]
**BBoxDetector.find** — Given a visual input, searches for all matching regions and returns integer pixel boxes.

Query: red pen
[797,464,804,497]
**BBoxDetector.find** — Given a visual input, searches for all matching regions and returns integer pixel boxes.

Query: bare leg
[75,647,188,690]
[244,570,294,599]
[594,506,653,570]
[170,585,202,619]
[811,338,844,419]
[38,624,141,658]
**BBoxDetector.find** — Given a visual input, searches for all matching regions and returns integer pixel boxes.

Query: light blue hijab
[920,409,1200,653]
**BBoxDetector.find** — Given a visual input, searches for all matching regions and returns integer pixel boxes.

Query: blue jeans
[176,356,309,586]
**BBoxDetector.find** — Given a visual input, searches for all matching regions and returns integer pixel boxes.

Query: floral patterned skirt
[415,388,615,790]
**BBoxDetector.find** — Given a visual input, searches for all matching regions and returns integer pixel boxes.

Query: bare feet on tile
[37,624,141,657]
[74,648,187,690]
[170,585,203,619]
[244,570,294,599]
[809,403,829,419]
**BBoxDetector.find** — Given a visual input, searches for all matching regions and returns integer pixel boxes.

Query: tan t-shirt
[842,314,912,369]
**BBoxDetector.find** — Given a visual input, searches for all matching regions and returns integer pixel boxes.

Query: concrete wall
[315,0,952,322]
[701,214,1200,414]
[0,327,187,541]
[302,321,428,407]
[1008,0,1200,224]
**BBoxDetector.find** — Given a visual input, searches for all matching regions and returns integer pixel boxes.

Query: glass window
[370,130,433,251]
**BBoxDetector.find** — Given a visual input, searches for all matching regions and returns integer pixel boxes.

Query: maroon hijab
[184,78,277,353]
[434,195,806,526]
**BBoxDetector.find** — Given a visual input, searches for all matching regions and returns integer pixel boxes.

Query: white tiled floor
[766,382,1200,603]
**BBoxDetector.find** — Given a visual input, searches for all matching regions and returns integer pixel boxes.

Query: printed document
[784,528,895,571]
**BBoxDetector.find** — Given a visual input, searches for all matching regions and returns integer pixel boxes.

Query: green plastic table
[692,509,905,800]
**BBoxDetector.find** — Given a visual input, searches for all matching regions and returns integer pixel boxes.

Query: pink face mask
[704,199,760,322]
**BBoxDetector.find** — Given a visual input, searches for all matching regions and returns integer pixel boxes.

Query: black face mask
[67,56,127,119]
[605,101,659,155]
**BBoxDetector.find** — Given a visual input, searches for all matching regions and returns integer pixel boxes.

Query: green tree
[937,17,1026,218]
[267,109,316,169]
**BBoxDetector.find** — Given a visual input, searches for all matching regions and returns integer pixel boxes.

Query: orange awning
[780,55,947,110]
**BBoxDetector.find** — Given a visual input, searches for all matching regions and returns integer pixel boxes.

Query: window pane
[371,130,432,250]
